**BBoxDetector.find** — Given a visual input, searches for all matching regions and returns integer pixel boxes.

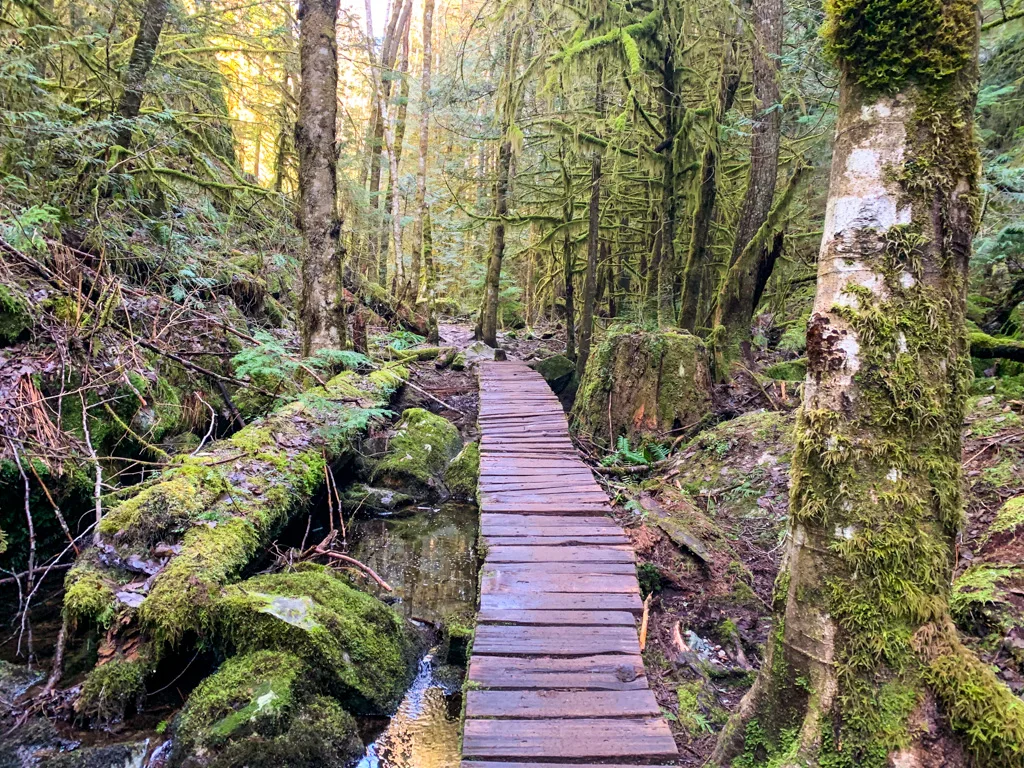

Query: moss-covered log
[969,331,1024,362]
[571,326,712,445]
[711,1,1024,764]
[68,365,408,722]
[343,270,429,335]
[371,407,461,499]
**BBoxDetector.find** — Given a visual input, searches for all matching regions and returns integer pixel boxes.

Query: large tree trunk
[711,3,1024,764]
[577,64,604,377]
[115,0,170,148]
[296,0,343,355]
[711,0,783,358]
[411,0,434,305]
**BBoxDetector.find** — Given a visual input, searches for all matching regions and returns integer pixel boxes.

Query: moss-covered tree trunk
[114,0,169,148]
[711,2,1024,764]
[711,0,782,359]
[297,0,343,355]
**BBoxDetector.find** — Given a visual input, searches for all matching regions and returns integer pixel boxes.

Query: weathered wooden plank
[462,763,673,768]
[467,654,647,690]
[482,561,637,575]
[480,514,613,529]
[481,504,615,515]
[462,718,678,760]
[481,571,639,595]
[479,591,643,612]
[477,608,636,626]
[483,535,629,546]
[473,625,640,656]
[487,545,633,563]
[465,689,660,719]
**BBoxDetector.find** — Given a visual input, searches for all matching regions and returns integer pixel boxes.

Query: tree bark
[115,0,170,148]
[296,0,343,355]
[711,0,783,357]
[411,0,434,305]
[711,3,1024,764]
[380,7,413,296]
[577,64,604,377]
[480,137,512,347]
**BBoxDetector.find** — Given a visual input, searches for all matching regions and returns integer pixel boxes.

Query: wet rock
[444,442,479,501]
[340,484,415,514]
[371,408,462,500]
[48,742,150,768]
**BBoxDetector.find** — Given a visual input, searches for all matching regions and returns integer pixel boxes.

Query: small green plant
[375,329,426,351]
[602,435,668,466]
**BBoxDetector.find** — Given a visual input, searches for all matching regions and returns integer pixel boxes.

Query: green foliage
[601,435,667,466]
[77,656,150,725]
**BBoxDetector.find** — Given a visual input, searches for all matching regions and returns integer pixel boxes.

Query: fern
[307,348,372,372]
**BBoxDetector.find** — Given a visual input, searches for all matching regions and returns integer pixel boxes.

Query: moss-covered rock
[371,408,461,499]
[171,651,362,768]
[444,441,479,501]
[0,283,32,346]
[340,483,415,514]
[215,568,417,713]
[75,655,151,725]
[572,326,713,444]
[63,559,118,630]
[532,354,576,394]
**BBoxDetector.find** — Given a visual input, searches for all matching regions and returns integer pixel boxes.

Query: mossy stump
[572,327,712,444]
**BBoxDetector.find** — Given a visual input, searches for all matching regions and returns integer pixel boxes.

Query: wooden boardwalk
[462,360,678,767]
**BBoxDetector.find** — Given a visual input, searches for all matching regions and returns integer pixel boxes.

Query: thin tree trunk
[115,0,170,147]
[412,0,434,304]
[480,138,511,346]
[678,24,741,332]
[712,0,783,358]
[297,0,343,355]
[577,63,604,377]
[711,3,1024,764]
[380,7,412,297]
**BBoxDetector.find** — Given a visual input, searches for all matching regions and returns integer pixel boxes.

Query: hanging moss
[63,560,118,630]
[823,0,976,92]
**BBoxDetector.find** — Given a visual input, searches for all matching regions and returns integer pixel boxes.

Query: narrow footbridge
[461,360,679,767]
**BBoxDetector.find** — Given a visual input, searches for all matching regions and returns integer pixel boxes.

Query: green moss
[139,517,260,646]
[676,679,721,736]
[372,408,461,498]
[990,496,1024,537]
[823,0,976,92]
[63,562,117,629]
[444,441,479,500]
[763,358,807,381]
[950,563,1021,624]
[98,463,227,547]
[533,354,576,393]
[76,656,149,725]
[215,569,417,713]
[0,283,31,345]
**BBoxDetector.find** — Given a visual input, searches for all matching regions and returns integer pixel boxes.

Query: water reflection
[347,503,478,624]
[356,651,462,768]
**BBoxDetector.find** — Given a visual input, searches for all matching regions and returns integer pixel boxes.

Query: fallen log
[969,331,1024,363]
[65,365,410,722]
[344,270,429,335]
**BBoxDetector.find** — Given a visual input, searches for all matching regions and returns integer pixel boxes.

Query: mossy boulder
[0,283,32,346]
[444,441,479,501]
[531,354,576,394]
[171,650,362,768]
[63,559,118,630]
[371,408,462,499]
[75,655,151,725]
[572,327,713,444]
[340,483,415,514]
[215,568,418,713]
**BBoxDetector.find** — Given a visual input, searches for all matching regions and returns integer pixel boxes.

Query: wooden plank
[462,763,673,768]
[467,654,647,690]
[482,561,637,574]
[481,504,615,515]
[480,591,643,612]
[462,718,678,760]
[465,689,660,719]
[473,625,639,656]
[483,535,629,546]
[477,609,636,626]
[481,526,622,539]
[481,571,639,595]
[487,545,633,563]
[480,514,613,529]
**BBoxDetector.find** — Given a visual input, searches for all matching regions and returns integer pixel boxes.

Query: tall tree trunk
[412,0,434,304]
[678,24,741,333]
[656,39,683,326]
[577,63,604,377]
[366,0,409,286]
[711,3,1024,764]
[480,138,511,346]
[380,7,413,297]
[711,0,783,359]
[115,0,170,148]
[296,0,343,355]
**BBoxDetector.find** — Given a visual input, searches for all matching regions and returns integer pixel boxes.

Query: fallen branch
[314,549,393,592]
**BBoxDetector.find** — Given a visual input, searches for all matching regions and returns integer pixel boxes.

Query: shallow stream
[347,503,478,768]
